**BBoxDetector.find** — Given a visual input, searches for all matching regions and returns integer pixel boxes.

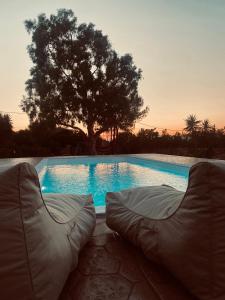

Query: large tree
[21,9,148,154]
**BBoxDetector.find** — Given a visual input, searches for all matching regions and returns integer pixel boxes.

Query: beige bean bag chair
[106,161,225,300]
[0,162,96,300]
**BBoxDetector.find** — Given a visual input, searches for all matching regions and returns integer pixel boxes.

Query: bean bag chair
[106,161,225,300]
[0,162,96,300]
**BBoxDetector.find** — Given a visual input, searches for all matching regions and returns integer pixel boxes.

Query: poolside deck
[130,153,223,167]
[59,216,196,300]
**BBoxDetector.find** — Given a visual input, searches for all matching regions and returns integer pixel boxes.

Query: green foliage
[0,113,13,157]
[201,119,211,133]
[21,9,148,153]
[184,114,201,135]
[0,113,13,140]
[0,114,224,158]
[13,122,86,157]
[137,128,159,140]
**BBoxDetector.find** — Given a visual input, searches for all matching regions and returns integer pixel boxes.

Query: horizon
[0,0,225,132]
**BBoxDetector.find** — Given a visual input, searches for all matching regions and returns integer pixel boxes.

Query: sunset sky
[0,0,225,132]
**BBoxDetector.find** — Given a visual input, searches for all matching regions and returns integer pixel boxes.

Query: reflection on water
[41,161,189,207]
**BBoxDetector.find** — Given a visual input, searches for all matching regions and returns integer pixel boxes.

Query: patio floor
[59,216,196,300]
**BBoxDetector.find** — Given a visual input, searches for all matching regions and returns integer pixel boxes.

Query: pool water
[36,156,189,209]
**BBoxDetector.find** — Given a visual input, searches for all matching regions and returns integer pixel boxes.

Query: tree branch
[94,126,109,137]
[59,122,87,137]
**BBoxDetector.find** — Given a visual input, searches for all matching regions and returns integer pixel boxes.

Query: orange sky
[0,0,225,132]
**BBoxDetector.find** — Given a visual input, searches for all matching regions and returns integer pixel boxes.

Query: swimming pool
[36,155,189,212]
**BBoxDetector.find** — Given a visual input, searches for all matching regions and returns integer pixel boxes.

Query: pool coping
[1,153,223,168]
[34,153,225,169]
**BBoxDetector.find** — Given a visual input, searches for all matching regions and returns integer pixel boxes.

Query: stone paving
[130,153,224,167]
[60,218,196,300]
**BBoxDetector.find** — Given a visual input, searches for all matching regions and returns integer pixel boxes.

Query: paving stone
[70,274,132,300]
[129,282,159,300]
[78,246,120,275]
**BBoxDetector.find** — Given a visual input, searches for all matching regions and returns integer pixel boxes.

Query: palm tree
[201,119,211,133]
[184,114,201,136]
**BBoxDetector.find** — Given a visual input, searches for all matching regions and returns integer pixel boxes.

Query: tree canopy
[184,114,201,136]
[21,9,148,154]
[0,113,13,141]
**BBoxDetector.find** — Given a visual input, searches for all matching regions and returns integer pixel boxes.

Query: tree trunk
[87,135,97,155]
[87,123,108,155]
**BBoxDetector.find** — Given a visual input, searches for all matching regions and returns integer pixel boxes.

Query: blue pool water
[36,156,189,209]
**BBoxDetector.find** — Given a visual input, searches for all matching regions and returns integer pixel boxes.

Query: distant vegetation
[0,113,224,159]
